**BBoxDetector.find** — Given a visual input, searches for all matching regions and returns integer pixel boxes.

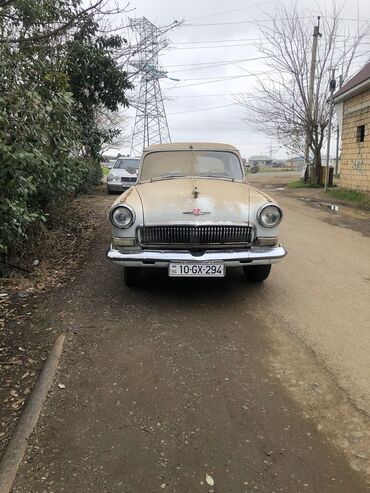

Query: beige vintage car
[106,143,286,286]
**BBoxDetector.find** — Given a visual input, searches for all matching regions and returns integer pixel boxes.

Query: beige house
[334,62,370,192]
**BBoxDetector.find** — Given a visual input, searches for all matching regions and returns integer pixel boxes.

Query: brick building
[334,62,370,192]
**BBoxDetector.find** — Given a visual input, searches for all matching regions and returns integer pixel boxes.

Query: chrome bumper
[106,245,287,267]
[107,183,135,192]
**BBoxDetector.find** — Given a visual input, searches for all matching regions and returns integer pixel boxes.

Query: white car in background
[107,157,140,194]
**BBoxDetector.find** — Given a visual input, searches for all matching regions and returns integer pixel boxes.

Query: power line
[174,37,263,45]
[168,103,237,115]
[165,55,269,69]
[170,35,369,51]
[182,16,370,27]
[168,93,234,98]
[169,42,263,50]
[173,33,369,45]
[170,73,264,81]
[164,72,274,89]
[186,1,275,22]
[183,18,299,27]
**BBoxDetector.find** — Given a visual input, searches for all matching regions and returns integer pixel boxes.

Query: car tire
[243,264,271,282]
[107,188,113,194]
[124,266,141,287]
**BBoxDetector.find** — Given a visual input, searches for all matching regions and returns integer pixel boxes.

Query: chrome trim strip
[106,244,287,266]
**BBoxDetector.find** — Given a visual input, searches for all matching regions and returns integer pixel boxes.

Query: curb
[0,333,66,493]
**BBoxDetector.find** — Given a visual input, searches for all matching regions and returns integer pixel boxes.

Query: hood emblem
[183,208,210,216]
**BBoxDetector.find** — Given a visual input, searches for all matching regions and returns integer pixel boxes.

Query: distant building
[286,156,305,170]
[334,62,370,192]
[248,155,273,167]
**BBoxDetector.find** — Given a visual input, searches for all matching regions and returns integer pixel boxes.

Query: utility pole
[324,69,336,192]
[304,17,321,181]
[335,74,343,175]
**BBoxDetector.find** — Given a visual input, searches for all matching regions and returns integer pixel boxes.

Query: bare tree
[235,3,369,184]
[95,106,133,153]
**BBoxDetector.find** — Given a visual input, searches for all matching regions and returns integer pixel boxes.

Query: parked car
[106,143,286,286]
[107,157,140,193]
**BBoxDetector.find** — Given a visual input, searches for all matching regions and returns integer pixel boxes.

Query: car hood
[134,178,269,225]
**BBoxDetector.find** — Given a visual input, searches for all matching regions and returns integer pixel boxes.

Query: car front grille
[121,177,136,183]
[137,225,253,248]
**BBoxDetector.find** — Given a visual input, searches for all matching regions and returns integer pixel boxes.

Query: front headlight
[109,205,135,228]
[257,204,283,228]
[107,173,114,182]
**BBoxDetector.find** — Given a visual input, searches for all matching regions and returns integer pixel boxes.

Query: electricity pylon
[129,17,172,157]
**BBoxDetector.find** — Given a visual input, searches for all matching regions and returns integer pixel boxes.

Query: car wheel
[124,266,141,287]
[243,264,271,282]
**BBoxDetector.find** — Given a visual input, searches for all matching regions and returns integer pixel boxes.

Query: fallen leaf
[206,473,214,486]
[58,383,65,389]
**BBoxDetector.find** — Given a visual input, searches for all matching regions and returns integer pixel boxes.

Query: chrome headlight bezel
[257,204,283,228]
[109,204,135,229]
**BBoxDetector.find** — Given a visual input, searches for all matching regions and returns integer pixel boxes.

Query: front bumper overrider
[106,244,287,267]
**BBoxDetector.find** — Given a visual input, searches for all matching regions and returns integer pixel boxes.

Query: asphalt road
[12,176,370,492]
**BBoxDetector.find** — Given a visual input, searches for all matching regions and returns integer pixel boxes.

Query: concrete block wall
[340,88,370,192]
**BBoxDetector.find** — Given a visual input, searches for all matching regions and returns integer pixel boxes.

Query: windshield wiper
[198,174,235,181]
[150,174,186,182]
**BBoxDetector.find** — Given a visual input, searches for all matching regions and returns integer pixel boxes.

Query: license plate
[168,263,225,277]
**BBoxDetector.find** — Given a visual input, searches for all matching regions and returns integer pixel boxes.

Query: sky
[118,0,370,160]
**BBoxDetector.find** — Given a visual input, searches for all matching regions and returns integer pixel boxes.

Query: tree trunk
[312,148,322,185]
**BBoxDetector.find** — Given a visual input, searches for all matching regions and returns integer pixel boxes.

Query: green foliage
[327,188,370,209]
[287,181,324,189]
[0,0,131,255]
[65,17,132,161]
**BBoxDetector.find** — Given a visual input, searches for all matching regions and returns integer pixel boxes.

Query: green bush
[0,1,130,258]
[0,89,101,255]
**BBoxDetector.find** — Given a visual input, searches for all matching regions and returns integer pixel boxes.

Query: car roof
[143,142,240,153]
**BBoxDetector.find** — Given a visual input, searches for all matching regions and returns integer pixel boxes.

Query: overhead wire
[165,55,269,69]
[164,71,275,89]
[186,1,275,22]
[182,16,370,27]
[168,103,237,115]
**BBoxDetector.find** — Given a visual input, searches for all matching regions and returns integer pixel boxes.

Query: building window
[357,125,365,143]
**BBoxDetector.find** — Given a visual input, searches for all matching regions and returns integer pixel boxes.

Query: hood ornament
[183,208,210,216]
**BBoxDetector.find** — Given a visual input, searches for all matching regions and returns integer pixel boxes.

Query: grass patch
[257,167,295,173]
[288,180,323,189]
[327,188,370,209]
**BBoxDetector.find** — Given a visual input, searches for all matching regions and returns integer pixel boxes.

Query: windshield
[114,159,140,170]
[140,150,244,182]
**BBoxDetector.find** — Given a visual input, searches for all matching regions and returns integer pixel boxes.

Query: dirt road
[11,175,370,492]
